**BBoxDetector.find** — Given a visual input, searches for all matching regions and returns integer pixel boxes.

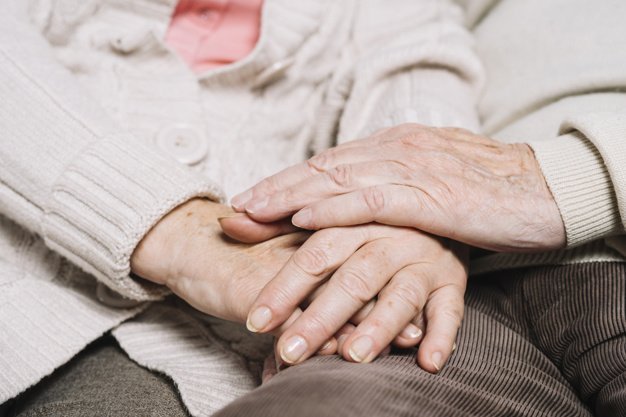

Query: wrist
[130,198,229,285]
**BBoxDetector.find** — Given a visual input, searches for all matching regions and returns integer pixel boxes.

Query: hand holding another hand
[231,124,566,253]
[130,199,306,325]
[221,219,468,373]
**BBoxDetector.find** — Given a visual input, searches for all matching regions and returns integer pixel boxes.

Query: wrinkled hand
[130,199,308,326]
[221,218,468,373]
[131,199,405,358]
[230,124,566,252]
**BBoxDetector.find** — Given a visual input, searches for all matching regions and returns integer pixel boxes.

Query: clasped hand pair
[132,124,565,374]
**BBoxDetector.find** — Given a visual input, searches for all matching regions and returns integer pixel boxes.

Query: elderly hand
[230,124,566,252]
[130,199,311,330]
[222,219,468,373]
[131,199,414,358]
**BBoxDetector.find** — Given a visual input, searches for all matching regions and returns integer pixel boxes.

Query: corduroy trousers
[10,263,626,417]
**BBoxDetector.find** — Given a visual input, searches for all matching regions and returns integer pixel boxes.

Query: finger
[262,354,278,384]
[416,285,465,373]
[243,160,414,223]
[349,299,423,349]
[349,299,422,348]
[393,314,425,348]
[238,146,389,216]
[231,124,423,211]
[270,308,337,366]
[349,299,376,324]
[340,264,430,363]
[246,226,371,334]
[291,185,451,241]
[218,214,299,243]
[317,339,338,355]
[335,323,356,353]
[276,238,419,365]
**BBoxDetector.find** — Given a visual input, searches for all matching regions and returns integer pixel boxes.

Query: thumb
[218,214,299,243]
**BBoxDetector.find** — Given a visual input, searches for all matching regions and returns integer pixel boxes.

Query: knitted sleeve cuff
[528,131,622,247]
[42,133,224,301]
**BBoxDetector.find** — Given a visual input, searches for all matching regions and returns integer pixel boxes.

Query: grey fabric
[10,337,189,417]
[215,263,626,417]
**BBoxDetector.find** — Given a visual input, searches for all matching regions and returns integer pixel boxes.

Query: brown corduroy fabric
[216,263,626,417]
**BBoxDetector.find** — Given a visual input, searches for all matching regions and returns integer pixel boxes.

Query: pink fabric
[166,0,263,73]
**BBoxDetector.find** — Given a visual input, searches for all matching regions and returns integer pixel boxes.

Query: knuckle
[299,311,336,340]
[336,268,373,304]
[307,151,333,173]
[292,245,333,276]
[385,281,426,314]
[361,187,387,215]
[279,187,296,205]
[327,164,353,188]
[258,176,279,195]
[438,304,464,327]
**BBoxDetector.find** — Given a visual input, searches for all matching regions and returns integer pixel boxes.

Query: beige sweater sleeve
[337,0,484,142]
[528,113,626,248]
[0,1,223,300]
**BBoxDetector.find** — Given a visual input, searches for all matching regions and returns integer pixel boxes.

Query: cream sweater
[0,0,624,415]
[0,0,483,414]
[459,0,626,273]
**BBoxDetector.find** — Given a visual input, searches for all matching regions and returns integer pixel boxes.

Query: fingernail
[231,190,253,210]
[246,306,272,332]
[292,208,312,228]
[217,213,246,222]
[432,352,443,372]
[245,197,269,214]
[281,335,308,364]
[401,324,423,340]
[452,343,457,352]
[348,335,374,363]
[320,339,333,352]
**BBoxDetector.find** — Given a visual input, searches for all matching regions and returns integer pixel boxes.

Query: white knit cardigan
[0,0,625,415]
[0,0,484,414]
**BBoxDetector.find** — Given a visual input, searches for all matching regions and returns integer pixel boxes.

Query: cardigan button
[109,30,151,54]
[96,283,143,309]
[155,124,209,166]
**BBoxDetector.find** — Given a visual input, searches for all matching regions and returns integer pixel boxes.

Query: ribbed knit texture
[561,113,626,230]
[528,132,622,247]
[43,134,224,300]
[216,263,626,417]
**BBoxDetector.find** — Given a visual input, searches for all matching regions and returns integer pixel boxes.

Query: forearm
[0,1,223,299]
